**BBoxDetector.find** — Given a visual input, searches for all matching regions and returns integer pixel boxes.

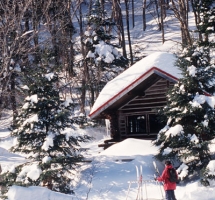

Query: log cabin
[89,52,182,148]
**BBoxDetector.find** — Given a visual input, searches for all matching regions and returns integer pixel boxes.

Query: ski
[135,165,143,200]
[153,160,160,177]
[136,165,139,184]
[126,164,165,200]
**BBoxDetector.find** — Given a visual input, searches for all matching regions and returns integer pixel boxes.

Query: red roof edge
[89,67,179,118]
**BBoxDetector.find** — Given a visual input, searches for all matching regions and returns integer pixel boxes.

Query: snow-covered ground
[0,127,215,200]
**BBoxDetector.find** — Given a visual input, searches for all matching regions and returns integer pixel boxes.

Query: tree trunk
[79,1,87,114]
[10,72,17,122]
[132,0,135,28]
[101,0,105,18]
[142,0,146,31]
[160,0,165,43]
[125,0,133,64]
[170,0,192,46]
[190,0,203,41]
[155,0,161,31]
[112,0,127,59]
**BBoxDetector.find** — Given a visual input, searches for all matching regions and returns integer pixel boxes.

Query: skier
[155,160,178,200]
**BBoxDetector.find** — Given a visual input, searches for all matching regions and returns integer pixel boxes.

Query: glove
[154,177,157,181]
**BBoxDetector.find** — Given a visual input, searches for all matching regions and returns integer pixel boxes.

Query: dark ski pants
[165,190,177,200]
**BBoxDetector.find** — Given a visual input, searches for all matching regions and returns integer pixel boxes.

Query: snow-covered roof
[89,52,182,118]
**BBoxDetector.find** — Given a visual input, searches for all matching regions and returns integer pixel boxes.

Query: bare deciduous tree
[0,1,35,120]
[0,0,80,119]
[169,0,192,46]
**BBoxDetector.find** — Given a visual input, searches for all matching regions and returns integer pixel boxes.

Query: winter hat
[165,160,172,165]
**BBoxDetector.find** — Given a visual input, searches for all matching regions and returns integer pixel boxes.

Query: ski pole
[126,182,132,200]
[153,161,164,200]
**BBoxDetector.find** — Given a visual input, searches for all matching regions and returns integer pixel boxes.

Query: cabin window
[126,114,165,135]
[149,114,165,133]
[128,115,147,134]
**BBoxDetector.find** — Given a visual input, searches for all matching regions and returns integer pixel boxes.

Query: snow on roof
[89,52,182,118]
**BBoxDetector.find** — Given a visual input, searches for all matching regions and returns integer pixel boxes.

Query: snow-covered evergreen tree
[2,66,91,194]
[83,0,128,104]
[154,1,215,183]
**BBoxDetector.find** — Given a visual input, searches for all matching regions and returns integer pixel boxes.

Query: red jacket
[157,164,177,190]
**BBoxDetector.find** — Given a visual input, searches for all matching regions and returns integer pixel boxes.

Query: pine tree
[83,0,128,105]
[154,1,215,183]
[2,65,91,194]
